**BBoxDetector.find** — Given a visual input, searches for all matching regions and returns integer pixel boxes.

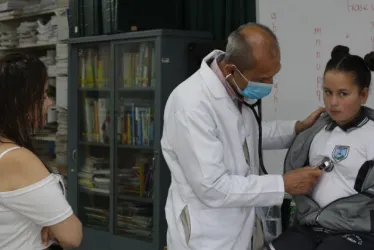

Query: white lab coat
[161,50,297,250]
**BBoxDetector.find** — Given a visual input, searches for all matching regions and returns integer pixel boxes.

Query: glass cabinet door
[114,41,156,241]
[77,44,112,231]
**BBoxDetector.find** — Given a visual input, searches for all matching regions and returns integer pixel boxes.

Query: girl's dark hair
[0,53,47,151]
[324,45,374,90]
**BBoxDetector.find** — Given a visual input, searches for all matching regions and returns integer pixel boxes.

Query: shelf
[115,231,152,243]
[78,141,153,150]
[116,200,153,241]
[118,87,154,92]
[79,188,110,231]
[32,135,56,141]
[79,190,153,203]
[118,195,153,203]
[0,7,66,22]
[0,42,56,51]
[78,87,155,92]
[117,144,153,150]
[80,188,109,197]
[79,141,110,147]
[79,87,110,92]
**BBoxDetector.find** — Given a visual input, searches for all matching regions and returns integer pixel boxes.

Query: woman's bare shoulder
[0,145,50,192]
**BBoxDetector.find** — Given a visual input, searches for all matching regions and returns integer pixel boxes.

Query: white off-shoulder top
[0,147,73,250]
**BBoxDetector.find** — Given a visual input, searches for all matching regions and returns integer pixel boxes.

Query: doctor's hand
[295,107,325,135]
[283,167,322,195]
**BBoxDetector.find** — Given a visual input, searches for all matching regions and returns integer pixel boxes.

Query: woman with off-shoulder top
[0,53,82,250]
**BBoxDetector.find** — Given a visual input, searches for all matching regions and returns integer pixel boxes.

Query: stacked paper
[54,40,68,188]
[54,107,68,186]
[40,49,56,66]
[17,21,38,47]
[56,76,67,109]
[36,16,57,44]
[78,157,110,195]
[39,0,57,10]
[0,30,18,48]
[22,0,56,14]
[0,0,28,12]
[40,49,57,77]
[56,43,67,75]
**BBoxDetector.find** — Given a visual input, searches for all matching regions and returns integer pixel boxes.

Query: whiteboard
[256,0,374,174]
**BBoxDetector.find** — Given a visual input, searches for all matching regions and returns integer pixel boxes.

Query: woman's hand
[41,227,54,246]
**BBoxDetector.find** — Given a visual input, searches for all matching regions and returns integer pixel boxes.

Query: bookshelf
[68,29,212,250]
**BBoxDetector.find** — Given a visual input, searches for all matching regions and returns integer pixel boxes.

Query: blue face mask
[241,82,272,100]
[226,70,273,100]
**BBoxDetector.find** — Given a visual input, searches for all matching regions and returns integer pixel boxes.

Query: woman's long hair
[0,53,47,152]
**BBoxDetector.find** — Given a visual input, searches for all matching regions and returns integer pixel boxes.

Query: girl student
[267,45,374,250]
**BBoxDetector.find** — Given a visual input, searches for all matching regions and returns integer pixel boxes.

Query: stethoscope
[226,72,335,175]
[315,157,335,172]
[242,99,335,174]
[241,99,268,174]
[224,71,269,174]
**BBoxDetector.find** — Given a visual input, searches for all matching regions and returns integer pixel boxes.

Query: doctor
[161,23,324,250]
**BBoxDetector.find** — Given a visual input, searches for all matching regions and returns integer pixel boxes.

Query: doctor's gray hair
[223,22,279,71]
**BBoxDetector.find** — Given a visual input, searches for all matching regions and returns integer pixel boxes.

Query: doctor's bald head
[224,23,279,71]
[221,23,281,87]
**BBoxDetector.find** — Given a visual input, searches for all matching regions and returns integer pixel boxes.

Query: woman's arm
[42,217,82,249]
[0,147,82,249]
[49,215,82,249]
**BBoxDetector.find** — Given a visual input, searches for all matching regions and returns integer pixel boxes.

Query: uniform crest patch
[332,145,350,162]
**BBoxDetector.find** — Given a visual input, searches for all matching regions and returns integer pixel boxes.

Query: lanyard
[241,99,268,175]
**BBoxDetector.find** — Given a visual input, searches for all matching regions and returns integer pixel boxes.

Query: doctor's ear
[224,64,236,76]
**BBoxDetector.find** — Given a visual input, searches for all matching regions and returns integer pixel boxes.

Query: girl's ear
[360,87,369,104]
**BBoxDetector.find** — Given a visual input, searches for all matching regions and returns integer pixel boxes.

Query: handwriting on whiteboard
[347,0,374,12]
[371,25,374,51]
[371,22,374,96]
[315,27,322,102]
[271,12,279,112]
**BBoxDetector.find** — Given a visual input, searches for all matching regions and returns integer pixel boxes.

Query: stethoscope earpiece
[225,73,233,79]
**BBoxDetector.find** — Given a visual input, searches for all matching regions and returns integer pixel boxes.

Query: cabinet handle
[72,149,77,162]
[152,150,158,168]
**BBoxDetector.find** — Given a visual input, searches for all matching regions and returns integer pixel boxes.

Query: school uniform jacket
[284,106,374,233]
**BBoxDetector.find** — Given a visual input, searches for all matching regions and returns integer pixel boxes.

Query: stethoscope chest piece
[317,158,335,172]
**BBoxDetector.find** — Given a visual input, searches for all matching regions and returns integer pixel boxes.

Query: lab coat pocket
[180,205,192,245]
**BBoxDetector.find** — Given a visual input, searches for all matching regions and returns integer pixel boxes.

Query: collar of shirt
[325,107,369,132]
[210,54,238,100]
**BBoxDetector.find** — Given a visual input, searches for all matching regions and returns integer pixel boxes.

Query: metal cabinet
[67,29,212,250]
